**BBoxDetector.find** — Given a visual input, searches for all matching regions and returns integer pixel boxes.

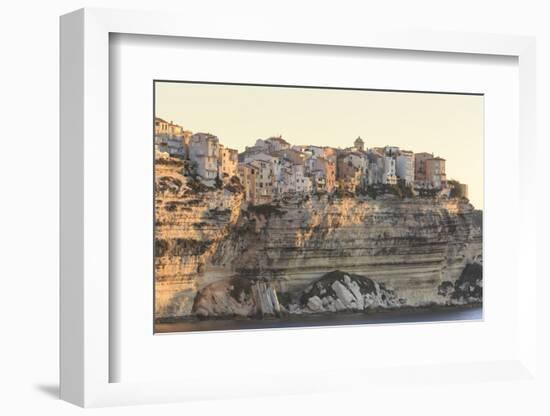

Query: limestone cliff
[155,158,243,316]
[155,158,482,319]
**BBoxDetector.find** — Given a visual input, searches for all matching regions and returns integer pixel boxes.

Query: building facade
[249,159,275,204]
[188,133,220,181]
[154,117,188,158]
[425,157,446,189]
[218,145,239,179]
[156,124,456,203]
[382,156,398,185]
[337,152,368,191]
[307,156,336,193]
[414,152,446,189]
[237,164,257,204]
[395,150,415,185]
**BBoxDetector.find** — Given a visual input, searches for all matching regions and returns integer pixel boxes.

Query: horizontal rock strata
[155,159,482,319]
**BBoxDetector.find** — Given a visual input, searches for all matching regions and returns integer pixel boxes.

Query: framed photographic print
[60,8,538,408]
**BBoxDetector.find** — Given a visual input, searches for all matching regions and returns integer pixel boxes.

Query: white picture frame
[60,7,538,408]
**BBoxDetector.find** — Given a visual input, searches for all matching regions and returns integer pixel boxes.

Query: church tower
[354,136,365,151]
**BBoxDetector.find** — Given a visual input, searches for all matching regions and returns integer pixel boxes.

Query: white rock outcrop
[298,270,401,313]
[192,277,282,318]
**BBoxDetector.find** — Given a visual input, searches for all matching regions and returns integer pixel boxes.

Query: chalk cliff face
[155,159,244,317]
[155,159,482,319]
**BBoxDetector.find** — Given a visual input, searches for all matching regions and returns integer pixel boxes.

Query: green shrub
[364,182,414,199]
[397,180,415,199]
[448,179,468,199]
[386,184,402,197]
[366,187,378,199]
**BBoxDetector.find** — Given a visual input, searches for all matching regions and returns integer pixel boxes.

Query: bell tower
[354,136,365,151]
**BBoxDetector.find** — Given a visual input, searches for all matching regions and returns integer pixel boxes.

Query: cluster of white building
[155,118,238,182]
[155,117,453,205]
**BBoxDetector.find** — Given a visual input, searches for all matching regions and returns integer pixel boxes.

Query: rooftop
[267,136,290,145]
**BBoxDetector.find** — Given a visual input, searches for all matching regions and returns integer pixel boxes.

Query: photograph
[1,0,544,413]
[153,81,483,333]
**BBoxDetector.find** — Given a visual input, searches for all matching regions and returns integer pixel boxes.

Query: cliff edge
[155,158,482,319]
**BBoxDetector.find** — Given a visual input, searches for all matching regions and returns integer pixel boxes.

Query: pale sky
[155,81,484,209]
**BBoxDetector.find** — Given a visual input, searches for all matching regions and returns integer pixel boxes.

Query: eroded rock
[438,262,483,304]
[299,270,401,313]
[192,277,281,318]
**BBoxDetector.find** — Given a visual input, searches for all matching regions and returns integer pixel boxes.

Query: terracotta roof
[339,151,366,159]
[267,136,290,145]
[271,149,306,165]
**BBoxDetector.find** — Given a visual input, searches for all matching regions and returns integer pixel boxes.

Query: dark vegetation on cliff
[155,158,184,167]
[156,176,183,194]
[224,176,244,194]
[361,181,416,200]
[164,200,193,212]
[186,177,214,193]
[438,262,483,303]
[247,203,287,218]
[447,179,468,199]
[155,238,213,257]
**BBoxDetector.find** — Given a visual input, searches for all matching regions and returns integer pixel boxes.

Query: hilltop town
[154,116,482,323]
[155,117,469,205]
